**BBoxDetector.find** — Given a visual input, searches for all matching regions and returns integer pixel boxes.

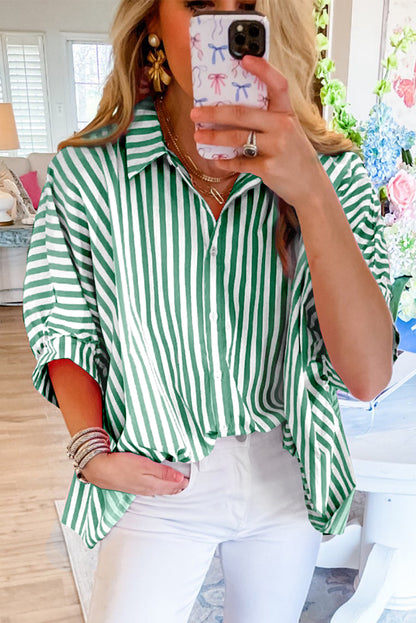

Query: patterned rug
[55,501,416,622]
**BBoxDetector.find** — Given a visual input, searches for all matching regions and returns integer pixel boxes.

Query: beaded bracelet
[68,429,109,457]
[67,427,111,483]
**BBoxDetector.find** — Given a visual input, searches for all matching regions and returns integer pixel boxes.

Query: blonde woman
[23,0,397,621]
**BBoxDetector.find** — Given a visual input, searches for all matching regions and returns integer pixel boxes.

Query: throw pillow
[9,169,35,216]
[20,170,42,210]
[0,161,34,220]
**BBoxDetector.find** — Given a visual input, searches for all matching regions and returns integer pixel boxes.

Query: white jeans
[88,426,322,623]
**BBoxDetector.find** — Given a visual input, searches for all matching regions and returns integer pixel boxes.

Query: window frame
[0,31,52,155]
[63,32,112,135]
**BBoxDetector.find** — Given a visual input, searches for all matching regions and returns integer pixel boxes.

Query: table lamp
[0,103,19,152]
[0,103,20,224]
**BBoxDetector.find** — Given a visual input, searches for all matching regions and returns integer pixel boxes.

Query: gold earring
[146,33,171,92]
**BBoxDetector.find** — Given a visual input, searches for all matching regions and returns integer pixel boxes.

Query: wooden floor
[0,305,83,622]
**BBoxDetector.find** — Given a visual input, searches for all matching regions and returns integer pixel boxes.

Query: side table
[318,372,416,622]
[0,221,33,304]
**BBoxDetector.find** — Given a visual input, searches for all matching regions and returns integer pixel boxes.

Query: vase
[395,317,416,353]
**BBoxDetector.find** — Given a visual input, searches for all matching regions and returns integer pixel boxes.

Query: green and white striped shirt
[23,97,396,548]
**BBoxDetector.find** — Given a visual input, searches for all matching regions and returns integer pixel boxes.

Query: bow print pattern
[189,13,268,159]
[232,82,251,102]
[191,33,203,61]
[208,43,227,65]
[231,59,249,79]
[257,94,269,109]
[193,97,209,106]
[208,73,227,95]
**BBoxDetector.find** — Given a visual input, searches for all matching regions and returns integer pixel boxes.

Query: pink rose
[387,169,416,215]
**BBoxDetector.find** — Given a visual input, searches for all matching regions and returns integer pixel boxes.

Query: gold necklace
[154,96,237,204]
[188,175,230,205]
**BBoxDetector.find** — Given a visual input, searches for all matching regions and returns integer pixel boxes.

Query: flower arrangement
[314,1,416,328]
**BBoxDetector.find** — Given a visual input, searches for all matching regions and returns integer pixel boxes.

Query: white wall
[328,0,353,88]
[0,0,118,149]
[347,0,387,120]
[330,0,387,122]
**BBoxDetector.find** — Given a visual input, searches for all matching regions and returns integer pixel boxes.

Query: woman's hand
[81,452,189,496]
[192,55,393,401]
[190,55,326,210]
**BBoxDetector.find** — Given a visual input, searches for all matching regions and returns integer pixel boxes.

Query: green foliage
[316,33,329,52]
[316,57,335,79]
[331,106,363,146]
[402,149,413,166]
[374,27,416,104]
[313,3,416,147]
[320,80,346,107]
[374,79,392,98]
[381,54,398,71]
[314,0,360,143]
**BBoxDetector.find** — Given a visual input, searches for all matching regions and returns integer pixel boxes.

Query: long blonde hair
[60,0,354,275]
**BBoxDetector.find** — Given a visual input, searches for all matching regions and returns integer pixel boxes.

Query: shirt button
[209,312,218,322]
[214,370,222,380]
[210,246,217,257]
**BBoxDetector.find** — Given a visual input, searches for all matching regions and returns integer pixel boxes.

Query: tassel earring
[146,33,171,92]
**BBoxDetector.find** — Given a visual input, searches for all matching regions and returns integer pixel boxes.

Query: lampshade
[0,103,20,150]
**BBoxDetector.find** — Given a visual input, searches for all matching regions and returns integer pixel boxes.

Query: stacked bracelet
[67,427,111,483]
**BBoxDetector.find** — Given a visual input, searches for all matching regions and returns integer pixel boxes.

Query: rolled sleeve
[311,153,400,391]
[335,154,395,309]
[23,152,109,406]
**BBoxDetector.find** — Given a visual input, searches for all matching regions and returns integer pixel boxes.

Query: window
[68,40,112,132]
[0,33,51,155]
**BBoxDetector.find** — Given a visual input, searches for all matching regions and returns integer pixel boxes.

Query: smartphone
[189,11,269,160]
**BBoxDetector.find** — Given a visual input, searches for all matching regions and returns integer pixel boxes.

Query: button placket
[206,231,228,428]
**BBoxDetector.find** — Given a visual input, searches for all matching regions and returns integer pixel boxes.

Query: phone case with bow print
[190,12,269,160]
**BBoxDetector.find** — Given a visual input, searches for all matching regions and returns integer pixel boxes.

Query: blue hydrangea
[397,125,416,151]
[362,103,414,188]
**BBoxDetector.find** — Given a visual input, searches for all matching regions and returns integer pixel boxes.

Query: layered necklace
[154,96,238,206]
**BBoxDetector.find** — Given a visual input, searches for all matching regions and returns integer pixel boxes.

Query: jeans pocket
[162,460,198,497]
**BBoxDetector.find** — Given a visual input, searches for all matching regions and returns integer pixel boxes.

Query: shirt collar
[124,96,261,198]
[125,97,166,179]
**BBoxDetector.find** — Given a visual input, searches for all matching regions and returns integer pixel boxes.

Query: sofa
[0,152,55,304]
[1,152,54,190]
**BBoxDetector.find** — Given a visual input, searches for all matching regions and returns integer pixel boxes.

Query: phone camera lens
[249,25,260,37]
[249,42,259,54]
[235,33,246,46]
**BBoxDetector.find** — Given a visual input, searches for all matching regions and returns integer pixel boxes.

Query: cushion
[20,170,42,209]
[10,169,35,215]
[0,161,35,220]
[0,156,30,178]
[27,152,55,188]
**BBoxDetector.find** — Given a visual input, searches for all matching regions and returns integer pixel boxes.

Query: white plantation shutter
[1,33,51,154]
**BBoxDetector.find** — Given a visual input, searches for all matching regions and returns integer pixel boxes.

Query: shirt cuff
[32,334,107,406]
